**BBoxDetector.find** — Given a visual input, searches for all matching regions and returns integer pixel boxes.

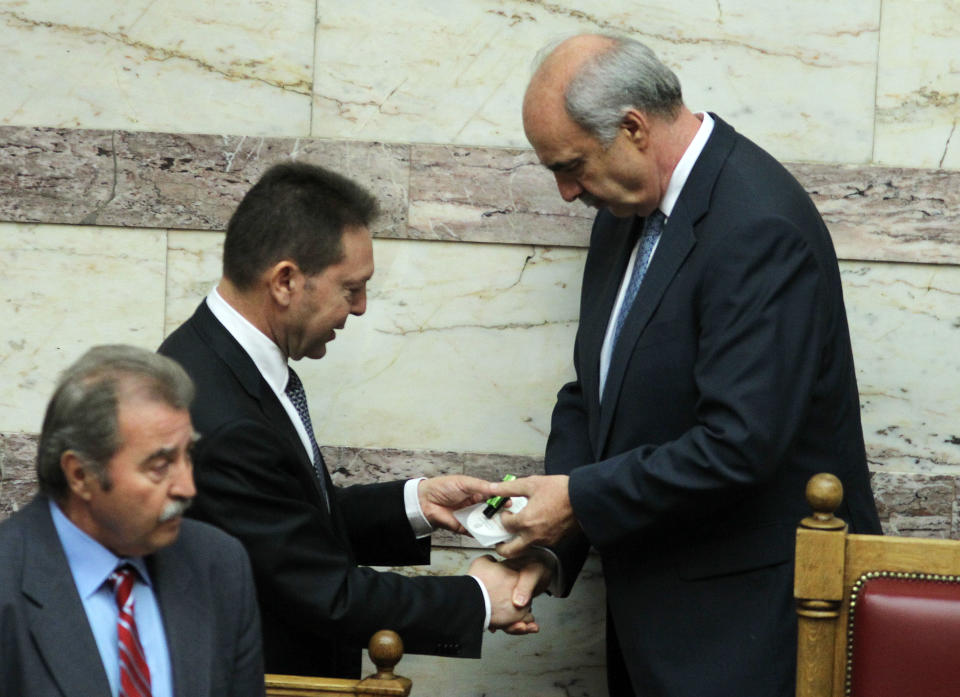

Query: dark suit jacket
[0,496,263,697]
[545,116,881,697]
[159,301,484,678]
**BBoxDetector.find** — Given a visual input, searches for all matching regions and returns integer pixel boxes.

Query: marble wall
[2,1,960,695]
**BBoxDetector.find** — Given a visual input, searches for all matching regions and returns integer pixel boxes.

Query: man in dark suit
[159,162,538,679]
[0,345,264,697]
[486,34,883,696]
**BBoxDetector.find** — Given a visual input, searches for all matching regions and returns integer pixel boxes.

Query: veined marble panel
[5,126,960,264]
[0,128,409,233]
[875,0,960,169]
[843,261,960,475]
[165,234,582,456]
[408,144,593,246]
[0,222,167,432]
[365,548,606,697]
[0,0,313,136]
[871,471,955,538]
[0,432,38,519]
[312,0,879,163]
[787,163,960,264]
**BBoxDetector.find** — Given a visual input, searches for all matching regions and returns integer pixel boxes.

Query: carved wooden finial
[801,473,846,530]
[368,630,404,679]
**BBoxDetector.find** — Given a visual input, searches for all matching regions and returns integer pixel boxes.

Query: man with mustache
[0,344,264,697]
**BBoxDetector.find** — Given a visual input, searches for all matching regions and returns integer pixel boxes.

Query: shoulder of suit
[175,517,248,561]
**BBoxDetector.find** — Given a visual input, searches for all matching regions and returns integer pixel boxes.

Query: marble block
[409,144,593,247]
[5,126,960,264]
[311,0,881,164]
[291,239,581,457]
[875,0,960,169]
[871,471,955,538]
[787,163,960,264]
[0,432,39,520]
[363,548,607,697]
[0,0,314,136]
[166,234,582,456]
[0,222,167,433]
[842,261,960,475]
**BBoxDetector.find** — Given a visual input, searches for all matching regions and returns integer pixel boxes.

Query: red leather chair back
[848,574,960,697]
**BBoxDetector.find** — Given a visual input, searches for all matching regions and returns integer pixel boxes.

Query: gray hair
[36,345,195,499]
[564,35,684,145]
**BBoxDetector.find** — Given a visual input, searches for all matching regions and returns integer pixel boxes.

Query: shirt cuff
[529,546,564,596]
[403,477,435,539]
[467,574,493,631]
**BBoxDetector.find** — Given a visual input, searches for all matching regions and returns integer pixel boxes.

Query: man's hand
[417,475,489,534]
[468,555,539,635]
[491,475,577,557]
[502,554,553,609]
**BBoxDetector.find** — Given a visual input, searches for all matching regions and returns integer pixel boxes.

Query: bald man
[485,34,881,697]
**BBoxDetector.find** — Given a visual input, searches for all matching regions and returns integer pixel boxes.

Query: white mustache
[159,498,192,523]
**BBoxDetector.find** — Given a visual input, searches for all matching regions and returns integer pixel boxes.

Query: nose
[170,455,196,500]
[555,173,583,203]
[351,287,367,317]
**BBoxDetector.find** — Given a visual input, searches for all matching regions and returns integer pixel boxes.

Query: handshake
[417,473,580,635]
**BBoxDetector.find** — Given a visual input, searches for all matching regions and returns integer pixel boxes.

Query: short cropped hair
[565,35,684,145]
[223,162,380,290]
[36,345,195,499]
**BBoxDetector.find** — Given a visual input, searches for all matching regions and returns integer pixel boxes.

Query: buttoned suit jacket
[545,116,882,697]
[159,301,484,679]
[0,496,264,697]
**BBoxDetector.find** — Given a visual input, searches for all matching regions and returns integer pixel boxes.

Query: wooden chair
[265,630,412,697]
[794,473,960,697]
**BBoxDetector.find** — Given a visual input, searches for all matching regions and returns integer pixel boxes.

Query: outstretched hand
[417,475,489,534]
[490,475,578,557]
[469,555,540,635]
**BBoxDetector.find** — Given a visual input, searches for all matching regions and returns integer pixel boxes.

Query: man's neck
[653,107,703,195]
[216,278,276,343]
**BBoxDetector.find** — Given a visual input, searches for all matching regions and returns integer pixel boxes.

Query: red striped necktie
[107,565,152,697]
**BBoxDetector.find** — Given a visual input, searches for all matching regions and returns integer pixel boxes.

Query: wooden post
[355,630,412,697]
[794,474,847,697]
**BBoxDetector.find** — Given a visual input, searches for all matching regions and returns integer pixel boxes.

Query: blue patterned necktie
[284,367,329,508]
[611,209,666,348]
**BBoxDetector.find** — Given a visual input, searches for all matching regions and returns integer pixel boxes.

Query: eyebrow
[545,157,582,173]
[139,446,178,467]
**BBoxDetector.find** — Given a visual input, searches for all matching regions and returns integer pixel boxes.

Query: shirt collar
[205,285,291,394]
[658,112,715,218]
[48,499,152,599]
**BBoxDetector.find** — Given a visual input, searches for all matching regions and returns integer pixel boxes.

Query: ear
[61,451,96,501]
[620,109,651,150]
[266,261,301,308]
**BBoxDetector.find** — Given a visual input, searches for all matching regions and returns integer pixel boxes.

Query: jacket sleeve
[192,420,485,658]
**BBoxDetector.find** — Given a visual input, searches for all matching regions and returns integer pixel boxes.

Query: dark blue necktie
[611,209,666,348]
[285,367,329,508]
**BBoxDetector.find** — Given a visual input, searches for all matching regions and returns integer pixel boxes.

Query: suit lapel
[595,213,696,454]
[22,499,112,697]
[150,542,210,697]
[189,302,330,506]
[593,115,737,456]
[578,214,641,441]
[188,302,344,535]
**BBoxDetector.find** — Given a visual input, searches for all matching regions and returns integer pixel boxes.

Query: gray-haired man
[0,345,264,697]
